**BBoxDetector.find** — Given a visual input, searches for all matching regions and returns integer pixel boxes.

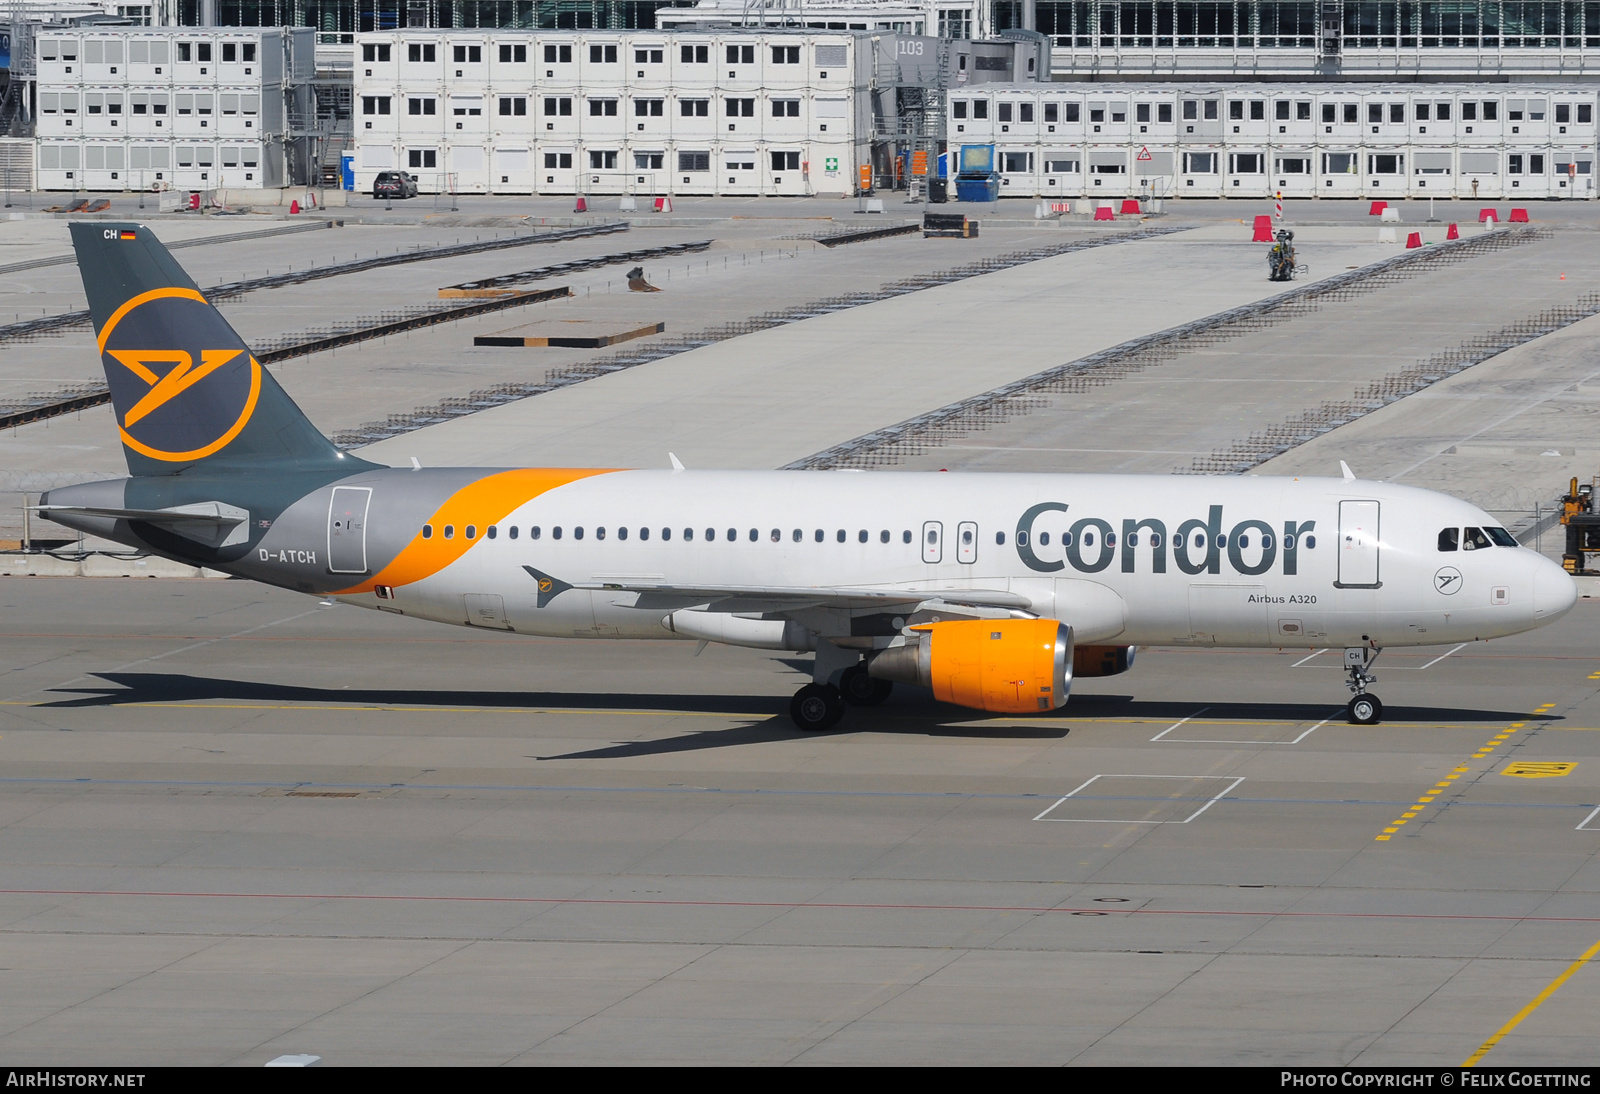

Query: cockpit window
[1463,527,1492,550]
[1438,528,1459,552]
[1485,527,1517,547]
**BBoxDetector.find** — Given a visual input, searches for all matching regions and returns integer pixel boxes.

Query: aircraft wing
[555,572,1031,612]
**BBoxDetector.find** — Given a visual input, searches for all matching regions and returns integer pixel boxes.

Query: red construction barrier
[574,196,588,213]
[1119,199,1141,215]
[1252,214,1274,242]
[1479,207,1498,223]
[1509,207,1529,222]
[653,196,673,213]
[1093,205,1115,221]
[1369,200,1387,215]
[1446,222,1460,240]
[1405,231,1422,249]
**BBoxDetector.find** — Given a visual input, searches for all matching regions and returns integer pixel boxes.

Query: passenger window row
[1015,530,1314,549]
[420,524,928,544]
[1438,526,1517,551]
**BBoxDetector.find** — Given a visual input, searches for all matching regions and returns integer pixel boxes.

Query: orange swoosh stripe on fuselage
[331,467,617,596]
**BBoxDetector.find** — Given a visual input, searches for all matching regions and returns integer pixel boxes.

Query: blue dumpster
[954,144,999,202]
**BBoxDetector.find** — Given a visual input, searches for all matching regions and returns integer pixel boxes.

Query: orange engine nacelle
[868,618,1072,713]
[1073,645,1137,678]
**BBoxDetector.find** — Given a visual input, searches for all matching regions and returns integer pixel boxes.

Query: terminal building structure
[4,0,1600,197]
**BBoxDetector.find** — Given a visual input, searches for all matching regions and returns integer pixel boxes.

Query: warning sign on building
[1137,147,1153,161]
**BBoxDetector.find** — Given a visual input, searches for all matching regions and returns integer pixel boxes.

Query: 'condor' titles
[1015,503,1318,576]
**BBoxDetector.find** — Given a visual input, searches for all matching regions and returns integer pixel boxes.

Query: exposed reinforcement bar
[780,226,1550,471]
[328,225,1187,448]
[0,220,630,347]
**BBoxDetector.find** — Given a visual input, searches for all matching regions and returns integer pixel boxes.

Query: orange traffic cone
[289,199,300,214]
[1405,231,1422,249]
[574,196,588,213]
[1446,222,1459,240]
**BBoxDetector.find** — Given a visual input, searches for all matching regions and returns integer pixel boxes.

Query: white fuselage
[362,471,1577,649]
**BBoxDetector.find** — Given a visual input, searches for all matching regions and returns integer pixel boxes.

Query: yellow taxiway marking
[1464,935,1600,1065]
[1503,761,1577,779]
[1376,700,1561,838]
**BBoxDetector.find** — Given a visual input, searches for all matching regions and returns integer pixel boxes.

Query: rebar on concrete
[781,226,1551,471]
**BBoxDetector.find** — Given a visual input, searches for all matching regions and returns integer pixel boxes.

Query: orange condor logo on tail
[97,288,261,462]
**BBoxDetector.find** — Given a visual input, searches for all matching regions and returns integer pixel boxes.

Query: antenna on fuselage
[1340,461,1356,482]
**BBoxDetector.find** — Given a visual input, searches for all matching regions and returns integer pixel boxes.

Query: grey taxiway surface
[0,579,1596,1065]
[1,201,1598,1064]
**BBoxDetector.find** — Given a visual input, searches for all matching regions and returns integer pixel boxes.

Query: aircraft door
[957,521,978,564]
[463,592,511,629]
[327,486,372,574]
[1337,500,1381,588]
[922,521,943,563]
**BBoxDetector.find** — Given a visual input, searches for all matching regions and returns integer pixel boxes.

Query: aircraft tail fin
[70,221,362,477]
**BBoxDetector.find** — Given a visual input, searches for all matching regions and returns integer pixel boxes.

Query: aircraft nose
[1533,554,1579,624]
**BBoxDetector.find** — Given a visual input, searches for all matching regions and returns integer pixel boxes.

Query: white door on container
[922,521,943,564]
[1337,500,1381,588]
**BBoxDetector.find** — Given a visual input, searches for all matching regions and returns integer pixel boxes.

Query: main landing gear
[1344,646,1383,725]
[789,654,895,732]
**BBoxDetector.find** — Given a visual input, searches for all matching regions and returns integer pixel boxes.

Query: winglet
[668,452,685,471]
[522,565,573,608]
[1340,460,1356,482]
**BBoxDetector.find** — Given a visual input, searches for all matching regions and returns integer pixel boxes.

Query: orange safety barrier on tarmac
[1447,222,1460,240]
[1480,207,1498,223]
[1510,207,1530,222]
[1369,200,1387,215]
[1252,215,1273,242]
[1406,231,1423,249]
[574,196,588,213]
[1093,206,1115,221]
[1120,199,1141,215]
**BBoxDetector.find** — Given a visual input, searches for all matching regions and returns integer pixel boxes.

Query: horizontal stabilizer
[33,500,250,549]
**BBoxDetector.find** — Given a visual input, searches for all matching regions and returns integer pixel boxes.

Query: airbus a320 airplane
[37,224,1579,730]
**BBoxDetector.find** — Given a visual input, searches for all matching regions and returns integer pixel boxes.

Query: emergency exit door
[327,486,371,574]
[1336,499,1381,588]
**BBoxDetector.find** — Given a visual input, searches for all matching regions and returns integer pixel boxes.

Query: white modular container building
[32,26,309,191]
[350,28,875,197]
[951,83,1598,201]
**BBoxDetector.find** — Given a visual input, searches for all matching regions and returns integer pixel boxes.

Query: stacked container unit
[350,29,873,198]
[949,84,1599,200]
[33,27,300,192]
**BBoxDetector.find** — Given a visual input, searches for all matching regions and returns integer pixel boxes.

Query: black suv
[373,171,418,199]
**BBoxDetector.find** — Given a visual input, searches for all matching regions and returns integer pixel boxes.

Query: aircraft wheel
[1347,694,1383,726]
[791,684,844,732]
[839,664,893,707]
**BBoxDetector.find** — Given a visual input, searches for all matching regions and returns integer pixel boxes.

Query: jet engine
[868,618,1072,713]
[1073,645,1137,678]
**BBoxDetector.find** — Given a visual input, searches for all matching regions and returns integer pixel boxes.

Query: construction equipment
[1560,476,1600,573]
[627,266,662,292]
[1268,229,1304,282]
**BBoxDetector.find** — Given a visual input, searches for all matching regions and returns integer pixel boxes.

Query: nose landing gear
[1344,646,1383,724]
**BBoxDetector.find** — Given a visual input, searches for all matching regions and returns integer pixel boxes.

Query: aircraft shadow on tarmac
[38,672,1540,762]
